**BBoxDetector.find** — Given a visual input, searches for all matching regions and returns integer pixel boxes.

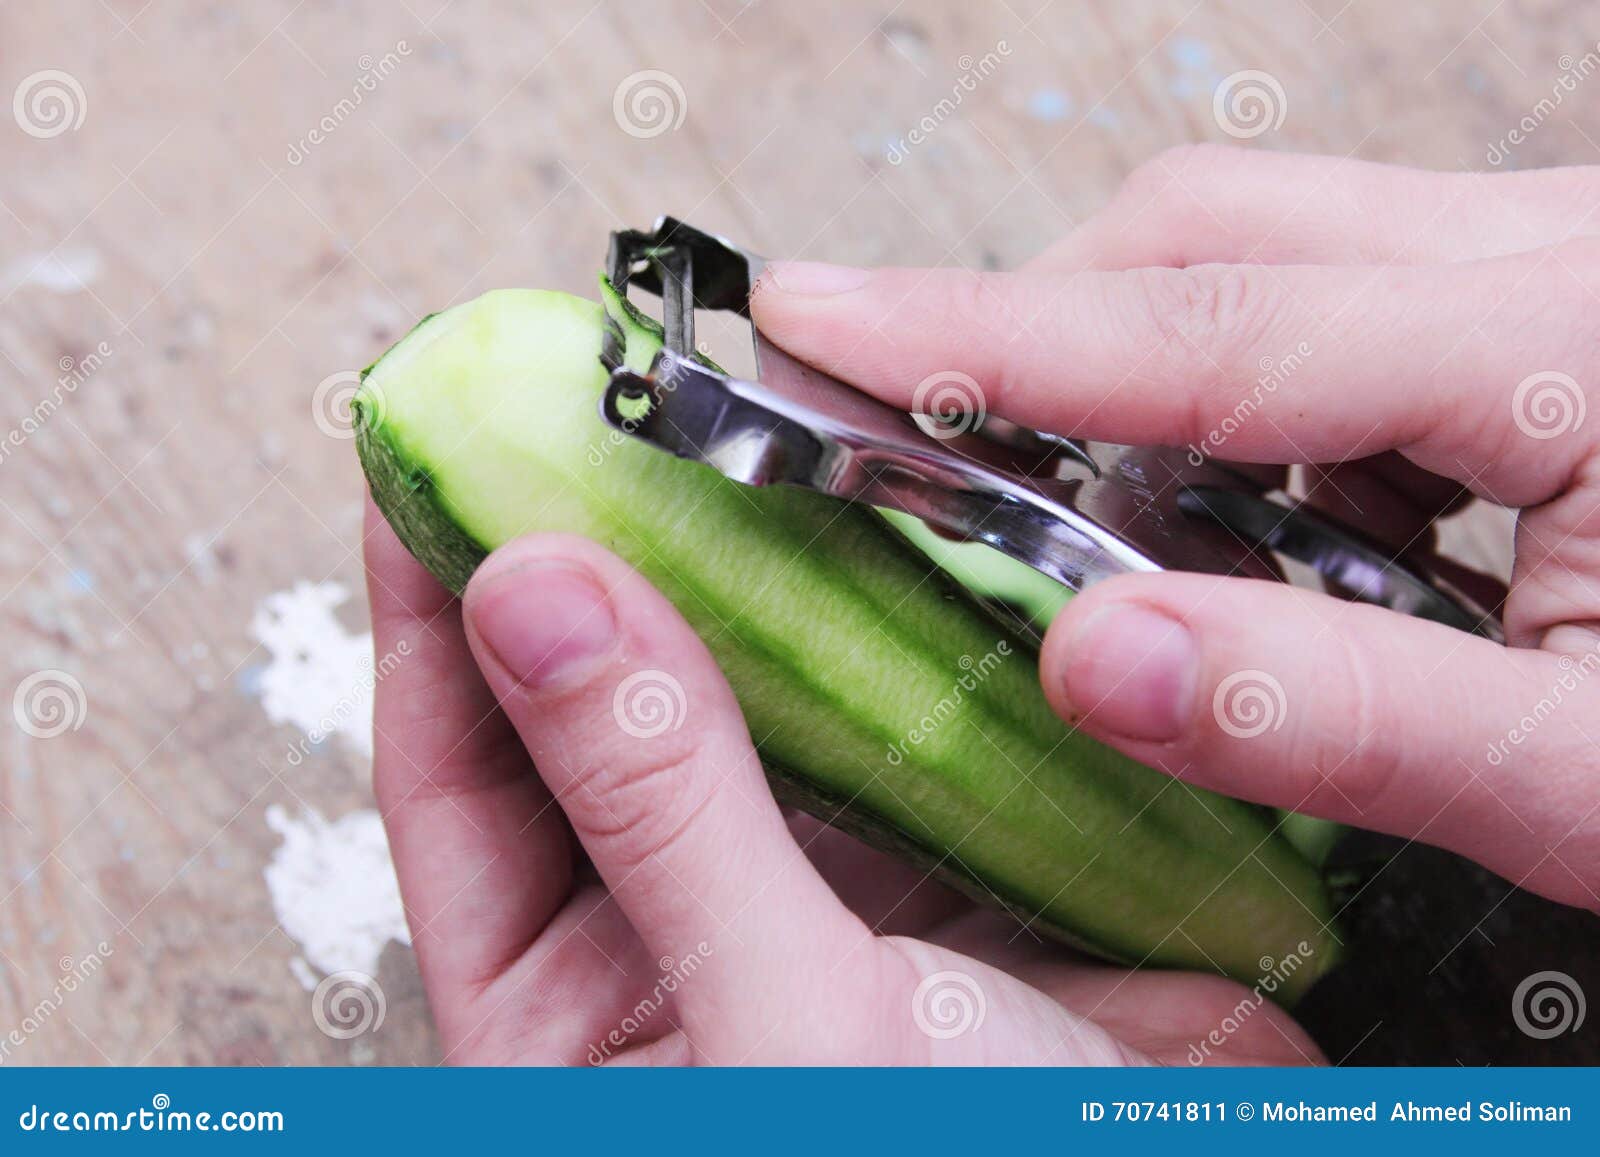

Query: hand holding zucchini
[354,282,1340,1000]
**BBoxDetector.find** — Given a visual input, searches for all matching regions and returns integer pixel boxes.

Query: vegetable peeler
[599,216,1502,641]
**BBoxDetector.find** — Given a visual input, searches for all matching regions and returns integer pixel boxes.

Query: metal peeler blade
[598,216,1503,641]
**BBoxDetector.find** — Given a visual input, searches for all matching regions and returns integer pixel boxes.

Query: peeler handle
[599,217,1503,642]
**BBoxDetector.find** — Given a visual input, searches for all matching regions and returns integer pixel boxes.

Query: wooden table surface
[1,0,1593,1065]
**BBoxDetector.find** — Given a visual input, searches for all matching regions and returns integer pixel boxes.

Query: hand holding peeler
[598,216,1502,641]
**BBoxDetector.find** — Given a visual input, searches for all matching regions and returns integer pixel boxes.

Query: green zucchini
[354,283,1340,1000]
[881,509,1073,632]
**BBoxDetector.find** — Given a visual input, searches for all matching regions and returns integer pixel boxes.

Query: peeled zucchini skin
[354,286,1340,1001]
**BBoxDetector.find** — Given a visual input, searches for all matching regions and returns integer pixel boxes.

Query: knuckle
[1186,264,1268,345]
[1135,263,1277,372]
[1118,151,1182,205]
[1492,240,1600,463]
[957,271,1019,343]
[960,274,1049,411]
[1130,143,1241,190]
[1301,628,1404,815]
[565,732,722,869]
[1115,147,1219,229]
[1194,602,1407,821]
[1107,145,1255,270]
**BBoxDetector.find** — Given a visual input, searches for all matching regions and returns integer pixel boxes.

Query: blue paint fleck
[1463,64,1488,94]
[68,568,96,594]
[1026,88,1073,122]
[235,664,265,698]
[1168,37,1213,71]
[1165,36,1223,103]
[1089,106,1122,129]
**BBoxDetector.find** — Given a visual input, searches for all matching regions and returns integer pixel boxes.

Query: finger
[459,533,869,1055]
[1026,146,1600,273]
[1033,966,1324,1067]
[750,243,1597,506]
[925,908,1322,1065]
[1038,571,1599,907]
[364,501,575,1016]
[453,885,681,1066]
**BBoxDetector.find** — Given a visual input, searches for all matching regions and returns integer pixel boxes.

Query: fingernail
[471,561,616,688]
[764,261,871,296]
[1060,602,1196,742]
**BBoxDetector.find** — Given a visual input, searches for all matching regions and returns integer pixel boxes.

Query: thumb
[1039,573,1599,906]
[460,534,868,1056]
